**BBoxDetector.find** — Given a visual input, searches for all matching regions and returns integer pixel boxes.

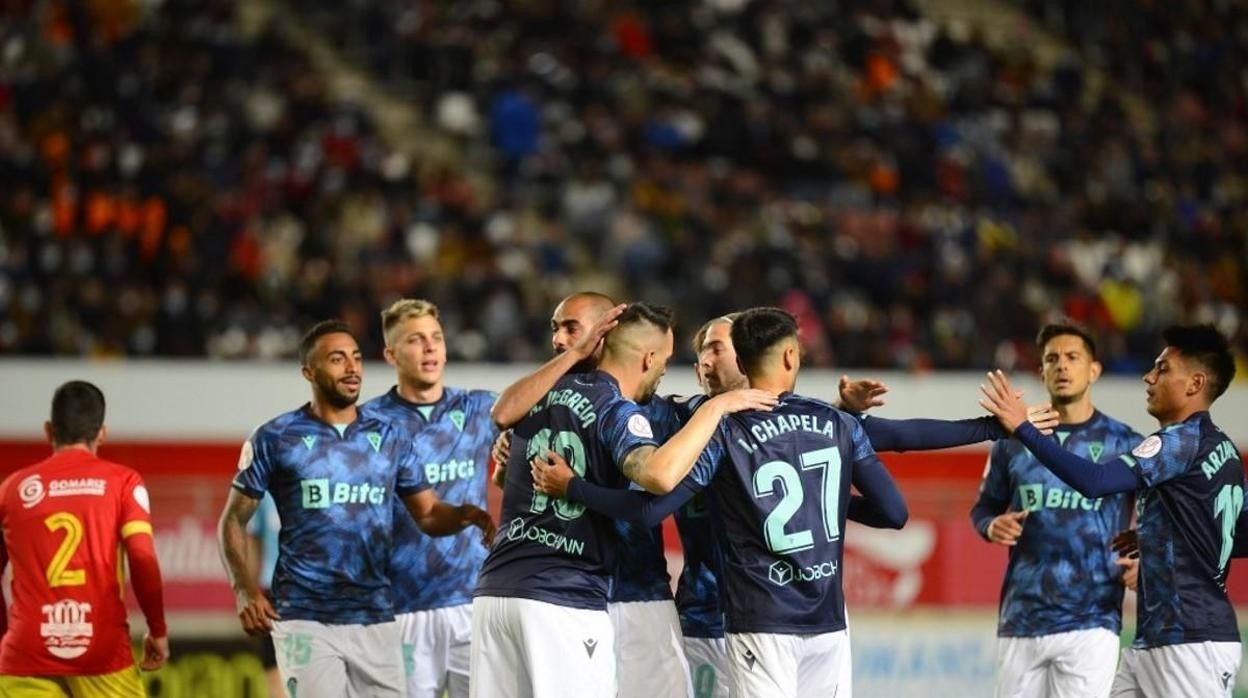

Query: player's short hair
[616,302,674,333]
[1036,323,1098,360]
[299,320,355,365]
[381,299,439,346]
[1162,324,1236,400]
[563,291,616,309]
[49,380,106,446]
[731,307,798,374]
[691,313,741,355]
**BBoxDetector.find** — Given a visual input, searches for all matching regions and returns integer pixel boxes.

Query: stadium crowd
[1,0,1244,373]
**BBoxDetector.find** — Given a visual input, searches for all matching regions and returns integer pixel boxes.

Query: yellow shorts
[0,666,144,697]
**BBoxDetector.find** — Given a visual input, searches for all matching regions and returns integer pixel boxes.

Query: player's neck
[309,400,357,426]
[598,359,642,401]
[746,373,793,396]
[397,379,443,405]
[1157,403,1207,428]
[1054,398,1095,425]
[52,442,96,456]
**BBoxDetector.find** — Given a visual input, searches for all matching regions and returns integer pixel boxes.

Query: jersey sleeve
[231,427,275,499]
[117,470,155,541]
[970,443,1012,539]
[688,426,728,488]
[394,437,431,497]
[1118,424,1201,487]
[599,399,661,468]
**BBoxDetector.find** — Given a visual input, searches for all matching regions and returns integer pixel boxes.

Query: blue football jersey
[973,411,1141,637]
[603,395,689,604]
[475,371,660,610]
[363,386,498,613]
[659,394,726,638]
[690,393,898,634]
[1120,411,1244,648]
[232,406,427,625]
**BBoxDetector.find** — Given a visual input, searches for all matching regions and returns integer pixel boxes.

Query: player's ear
[301,363,314,382]
[382,344,398,367]
[1089,360,1102,383]
[43,421,55,446]
[95,424,108,447]
[1188,371,1207,398]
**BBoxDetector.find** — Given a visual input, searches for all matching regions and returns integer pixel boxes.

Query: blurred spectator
[0,0,1244,375]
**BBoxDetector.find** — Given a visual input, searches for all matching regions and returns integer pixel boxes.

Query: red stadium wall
[6,440,1247,615]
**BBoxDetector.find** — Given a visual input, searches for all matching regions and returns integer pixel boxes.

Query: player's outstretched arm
[850,453,908,529]
[490,304,627,429]
[979,370,1143,498]
[531,450,699,527]
[860,407,1058,453]
[623,389,777,494]
[122,526,169,670]
[218,489,278,635]
[401,490,496,544]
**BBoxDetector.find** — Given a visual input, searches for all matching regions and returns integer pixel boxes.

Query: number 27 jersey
[691,393,900,635]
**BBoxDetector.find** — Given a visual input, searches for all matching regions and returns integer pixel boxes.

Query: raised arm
[621,389,777,494]
[401,490,496,543]
[980,371,1144,498]
[490,305,626,428]
[217,488,278,635]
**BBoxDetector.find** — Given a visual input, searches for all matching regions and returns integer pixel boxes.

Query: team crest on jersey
[449,410,465,432]
[302,435,317,451]
[19,474,45,508]
[40,599,93,659]
[1132,435,1162,459]
[367,432,382,453]
[1088,442,1104,462]
[627,414,654,439]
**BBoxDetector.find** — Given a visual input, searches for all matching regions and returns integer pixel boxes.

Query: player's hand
[978,370,1029,434]
[236,589,280,635]
[986,509,1029,545]
[140,633,169,671]
[491,430,512,488]
[1111,528,1140,557]
[571,303,628,360]
[1116,555,1139,591]
[1026,403,1060,435]
[839,375,888,412]
[459,504,496,548]
[531,449,574,498]
[708,388,779,415]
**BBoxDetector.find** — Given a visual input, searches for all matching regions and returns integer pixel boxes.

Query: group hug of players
[0,292,1243,698]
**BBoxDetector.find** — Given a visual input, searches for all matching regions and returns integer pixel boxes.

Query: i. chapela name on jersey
[527,388,597,427]
[736,414,836,453]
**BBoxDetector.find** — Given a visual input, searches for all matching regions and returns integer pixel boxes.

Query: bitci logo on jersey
[40,600,93,659]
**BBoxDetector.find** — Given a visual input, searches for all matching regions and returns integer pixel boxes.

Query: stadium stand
[1,0,1244,373]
